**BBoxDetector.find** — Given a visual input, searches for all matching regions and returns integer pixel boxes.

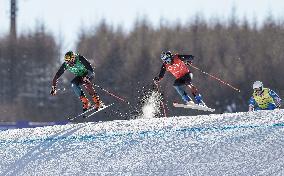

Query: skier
[154,51,206,106]
[50,51,103,112]
[248,81,281,111]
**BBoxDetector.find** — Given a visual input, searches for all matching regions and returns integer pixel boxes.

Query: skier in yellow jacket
[248,81,281,111]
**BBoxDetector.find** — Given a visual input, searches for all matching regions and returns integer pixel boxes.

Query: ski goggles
[64,55,75,62]
[254,87,262,93]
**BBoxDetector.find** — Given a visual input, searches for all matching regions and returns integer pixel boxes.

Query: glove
[83,71,95,83]
[185,55,194,65]
[50,86,57,96]
[248,105,254,112]
[188,55,194,60]
[153,77,161,84]
[87,71,95,81]
[185,60,193,65]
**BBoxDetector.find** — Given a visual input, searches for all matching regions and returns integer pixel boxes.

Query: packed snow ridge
[1,109,284,176]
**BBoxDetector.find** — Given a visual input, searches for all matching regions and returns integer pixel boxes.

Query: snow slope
[1,110,284,176]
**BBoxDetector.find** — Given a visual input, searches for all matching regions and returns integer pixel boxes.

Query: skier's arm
[158,64,166,79]
[269,89,282,108]
[154,64,166,83]
[50,63,66,95]
[248,97,256,111]
[79,55,94,73]
[52,63,66,88]
[178,54,194,65]
[79,55,95,81]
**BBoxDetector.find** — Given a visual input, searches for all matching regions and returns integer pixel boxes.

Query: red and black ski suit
[156,54,202,103]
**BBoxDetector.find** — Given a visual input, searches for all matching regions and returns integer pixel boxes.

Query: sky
[0,0,284,50]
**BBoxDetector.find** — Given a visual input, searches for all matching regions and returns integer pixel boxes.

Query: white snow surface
[1,110,284,175]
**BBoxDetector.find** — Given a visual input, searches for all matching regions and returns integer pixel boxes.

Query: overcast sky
[0,0,284,50]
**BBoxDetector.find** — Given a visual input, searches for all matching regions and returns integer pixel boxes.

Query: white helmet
[253,81,263,90]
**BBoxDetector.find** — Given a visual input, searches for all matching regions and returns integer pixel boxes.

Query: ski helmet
[64,51,76,62]
[161,51,173,64]
[253,81,263,90]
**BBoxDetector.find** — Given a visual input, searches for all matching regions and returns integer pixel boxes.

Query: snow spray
[139,90,163,119]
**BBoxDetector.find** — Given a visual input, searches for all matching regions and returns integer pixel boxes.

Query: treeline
[0,25,62,121]
[0,16,283,121]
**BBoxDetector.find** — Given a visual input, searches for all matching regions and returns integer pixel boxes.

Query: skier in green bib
[50,51,103,112]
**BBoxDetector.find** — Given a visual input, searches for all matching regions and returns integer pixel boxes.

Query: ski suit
[156,54,203,104]
[248,88,281,111]
[52,54,102,111]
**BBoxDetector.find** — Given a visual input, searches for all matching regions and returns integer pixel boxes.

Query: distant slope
[1,110,284,175]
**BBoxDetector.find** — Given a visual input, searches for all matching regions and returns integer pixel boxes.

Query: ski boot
[92,94,103,111]
[80,96,91,112]
[182,95,195,105]
[194,94,207,107]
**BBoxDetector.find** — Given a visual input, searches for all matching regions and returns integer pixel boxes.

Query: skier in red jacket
[154,51,206,106]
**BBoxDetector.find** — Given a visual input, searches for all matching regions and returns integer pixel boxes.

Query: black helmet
[161,51,173,64]
[64,51,76,62]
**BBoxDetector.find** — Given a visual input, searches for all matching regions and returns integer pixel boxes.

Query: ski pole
[93,84,130,104]
[57,87,66,92]
[188,63,241,92]
[155,83,167,117]
[52,87,66,95]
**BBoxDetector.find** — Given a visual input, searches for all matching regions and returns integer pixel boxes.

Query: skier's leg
[83,80,102,109]
[173,78,192,104]
[184,73,206,106]
[187,84,198,97]
[71,77,90,111]
[187,84,206,106]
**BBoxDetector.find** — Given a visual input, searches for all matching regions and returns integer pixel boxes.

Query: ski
[84,103,114,119]
[68,106,96,121]
[68,103,113,121]
[173,102,215,112]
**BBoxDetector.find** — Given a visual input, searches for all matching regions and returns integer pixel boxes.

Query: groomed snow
[1,109,284,175]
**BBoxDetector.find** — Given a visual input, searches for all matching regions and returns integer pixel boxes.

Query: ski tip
[67,117,74,121]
